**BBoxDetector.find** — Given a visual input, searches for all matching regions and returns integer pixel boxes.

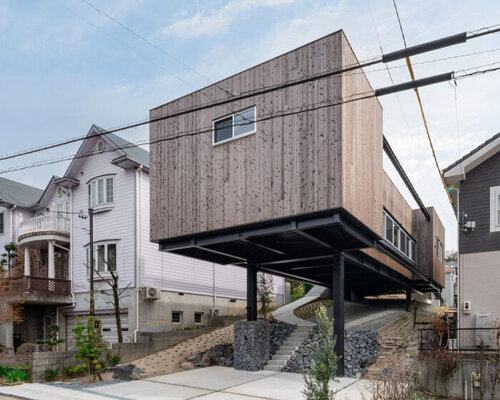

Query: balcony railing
[9,276,71,296]
[18,214,70,239]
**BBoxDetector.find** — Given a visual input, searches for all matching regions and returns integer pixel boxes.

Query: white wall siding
[0,206,12,249]
[72,144,136,293]
[139,173,284,299]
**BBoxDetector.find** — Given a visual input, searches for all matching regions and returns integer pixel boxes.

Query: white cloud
[157,0,299,39]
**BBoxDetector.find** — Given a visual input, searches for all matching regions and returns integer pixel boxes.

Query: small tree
[1,243,17,278]
[302,305,338,400]
[94,267,131,344]
[36,324,65,351]
[73,316,107,381]
[257,272,274,319]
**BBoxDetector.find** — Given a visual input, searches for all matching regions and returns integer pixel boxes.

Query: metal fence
[419,328,500,352]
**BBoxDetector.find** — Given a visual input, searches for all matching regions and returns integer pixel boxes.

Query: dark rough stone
[283,329,378,378]
[269,321,296,358]
[113,364,143,381]
[233,320,270,371]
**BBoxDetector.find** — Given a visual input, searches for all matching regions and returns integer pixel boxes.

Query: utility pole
[89,208,95,317]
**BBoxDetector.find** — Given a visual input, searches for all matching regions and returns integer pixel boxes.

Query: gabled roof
[93,125,149,168]
[61,125,149,183]
[0,177,44,208]
[443,132,500,184]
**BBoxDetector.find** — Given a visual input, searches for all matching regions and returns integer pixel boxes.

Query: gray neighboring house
[443,132,500,331]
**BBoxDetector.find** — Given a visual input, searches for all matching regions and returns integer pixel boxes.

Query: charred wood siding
[459,152,500,254]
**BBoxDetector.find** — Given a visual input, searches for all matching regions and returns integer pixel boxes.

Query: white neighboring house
[0,125,284,350]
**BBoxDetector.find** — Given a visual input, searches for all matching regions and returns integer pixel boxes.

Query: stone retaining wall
[233,320,270,371]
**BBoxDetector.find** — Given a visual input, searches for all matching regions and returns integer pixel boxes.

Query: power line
[0,92,375,174]
[391,0,455,206]
[1,64,498,176]
[55,0,253,132]
[1,37,499,166]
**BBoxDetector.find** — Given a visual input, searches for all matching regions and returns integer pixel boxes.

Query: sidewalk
[0,366,370,400]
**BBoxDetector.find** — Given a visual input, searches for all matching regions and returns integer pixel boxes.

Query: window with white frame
[490,185,500,232]
[383,211,416,261]
[0,212,4,235]
[88,176,114,207]
[436,237,444,263]
[213,106,256,145]
[86,242,117,273]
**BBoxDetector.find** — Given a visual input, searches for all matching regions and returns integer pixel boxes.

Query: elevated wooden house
[149,30,445,374]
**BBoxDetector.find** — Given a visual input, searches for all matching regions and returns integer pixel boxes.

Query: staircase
[364,314,422,379]
[264,326,312,371]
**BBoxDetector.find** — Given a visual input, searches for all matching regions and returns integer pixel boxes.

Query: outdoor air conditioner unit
[143,286,161,301]
[209,308,220,317]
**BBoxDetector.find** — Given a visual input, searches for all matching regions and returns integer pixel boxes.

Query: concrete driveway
[0,366,370,400]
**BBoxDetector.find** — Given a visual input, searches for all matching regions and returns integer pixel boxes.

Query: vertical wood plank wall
[340,33,384,238]
[150,31,344,242]
[149,29,445,287]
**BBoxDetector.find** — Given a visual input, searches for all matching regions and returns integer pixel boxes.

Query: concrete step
[271,354,291,361]
[275,350,293,356]
[284,339,306,345]
[279,345,298,351]
[267,360,286,366]
[264,365,283,372]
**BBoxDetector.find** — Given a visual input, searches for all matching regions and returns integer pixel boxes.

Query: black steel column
[333,253,345,376]
[246,262,258,321]
[406,287,412,312]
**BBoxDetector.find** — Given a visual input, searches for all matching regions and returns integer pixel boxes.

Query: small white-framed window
[0,212,4,235]
[213,106,256,145]
[88,176,114,207]
[172,311,182,324]
[194,312,203,324]
[86,242,117,274]
[490,185,500,232]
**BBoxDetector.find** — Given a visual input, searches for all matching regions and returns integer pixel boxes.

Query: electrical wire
[0,92,375,174]
[55,0,253,129]
[1,63,498,176]
[2,42,499,165]
[391,0,455,206]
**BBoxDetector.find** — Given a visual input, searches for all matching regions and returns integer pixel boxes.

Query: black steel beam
[333,254,345,376]
[246,262,258,321]
[406,288,412,312]
[294,228,340,251]
[197,246,247,262]
[259,266,330,288]
[383,136,430,221]
[239,238,286,255]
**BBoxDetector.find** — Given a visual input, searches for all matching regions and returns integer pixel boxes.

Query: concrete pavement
[0,366,370,400]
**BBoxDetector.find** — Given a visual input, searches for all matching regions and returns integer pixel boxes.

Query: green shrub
[72,316,107,381]
[63,365,85,378]
[42,367,59,381]
[302,305,338,400]
[5,367,30,383]
[105,351,121,367]
[36,324,65,351]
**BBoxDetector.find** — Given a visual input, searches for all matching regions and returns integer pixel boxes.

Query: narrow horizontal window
[213,106,256,145]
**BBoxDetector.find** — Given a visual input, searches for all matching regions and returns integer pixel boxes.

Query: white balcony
[18,214,70,246]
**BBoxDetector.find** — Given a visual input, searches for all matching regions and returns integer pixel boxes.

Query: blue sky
[0,0,499,250]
